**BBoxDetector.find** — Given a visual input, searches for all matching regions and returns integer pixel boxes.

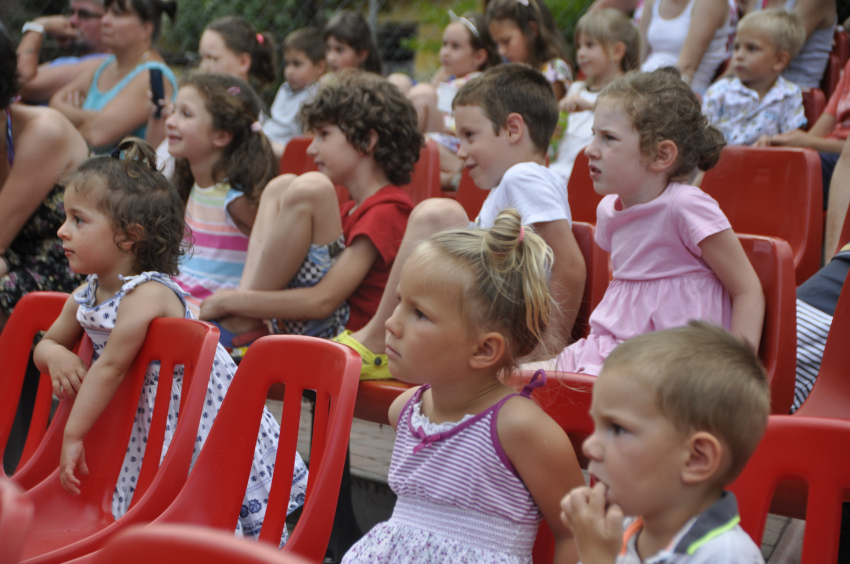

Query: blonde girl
[550,9,640,182]
[343,209,584,564]
[545,68,764,376]
[34,137,307,541]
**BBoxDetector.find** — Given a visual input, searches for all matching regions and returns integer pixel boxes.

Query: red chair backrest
[836,195,850,255]
[19,319,218,563]
[730,416,850,563]
[702,146,822,285]
[795,273,850,418]
[278,137,317,177]
[801,88,826,130]
[571,222,610,342]
[453,168,490,221]
[0,477,34,564]
[821,51,842,98]
[94,524,312,564]
[0,292,69,480]
[151,335,360,563]
[567,149,602,224]
[836,28,850,68]
[738,235,797,414]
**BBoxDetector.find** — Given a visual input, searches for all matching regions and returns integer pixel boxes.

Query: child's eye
[414,309,427,320]
[610,423,626,436]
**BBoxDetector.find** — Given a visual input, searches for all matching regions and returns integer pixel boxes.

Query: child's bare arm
[34,289,87,399]
[199,235,379,321]
[499,397,584,564]
[533,219,587,346]
[699,229,765,350]
[560,482,624,564]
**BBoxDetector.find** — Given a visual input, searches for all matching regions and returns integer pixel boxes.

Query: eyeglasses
[64,8,105,20]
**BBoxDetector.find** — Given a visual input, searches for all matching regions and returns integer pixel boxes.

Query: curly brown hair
[301,69,423,186]
[599,67,726,180]
[64,137,188,276]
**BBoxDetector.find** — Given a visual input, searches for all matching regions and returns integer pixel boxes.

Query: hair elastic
[518,226,525,243]
[250,121,262,132]
[110,147,122,159]
[448,10,481,41]
[227,86,241,95]
[256,33,264,44]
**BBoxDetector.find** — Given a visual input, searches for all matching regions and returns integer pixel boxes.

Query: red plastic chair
[702,146,823,285]
[570,222,610,342]
[105,336,361,563]
[567,149,602,225]
[820,51,842,99]
[730,415,850,563]
[18,318,219,564]
[453,167,490,221]
[0,292,70,480]
[801,88,826,131]
[278,137,317,177]
[93,524,312,564]
[0,477,34,564]
[738,235,797,414]
[836,28,850,67]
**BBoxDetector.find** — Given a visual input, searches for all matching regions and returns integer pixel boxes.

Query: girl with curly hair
[34,137,308,542]
[199,70,423,352]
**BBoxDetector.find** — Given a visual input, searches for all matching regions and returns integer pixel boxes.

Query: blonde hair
[415,209,556,373]
[602,321,770,482]
[575,9,641,85]
[737,8,806,59]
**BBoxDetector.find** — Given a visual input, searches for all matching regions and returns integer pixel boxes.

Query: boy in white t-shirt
[335,63,586,380]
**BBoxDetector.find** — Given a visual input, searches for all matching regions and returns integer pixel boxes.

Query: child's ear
[364,129,379,154]
[650,139,678,172]
[211,129,234,149]
[504,112,526,144]
[356,49,369,66]
[681,431,724,485]
[469,331,506,370]
[116,224,145,252]
[527,20,539,39]
[473,48,489,70]
[316,59,328,75]
[774,49,792,72]
[610,41,626,64]
[238,52,252,78]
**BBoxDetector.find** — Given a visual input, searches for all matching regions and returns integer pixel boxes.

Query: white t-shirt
[550,81,599,183]
[475,162,572,228]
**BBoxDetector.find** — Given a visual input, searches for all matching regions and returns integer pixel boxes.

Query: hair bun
[485,209,525,259]
[115,137,160,175]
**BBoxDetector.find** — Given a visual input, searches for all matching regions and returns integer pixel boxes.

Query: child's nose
[385,306,402,337]
[582,431,602,460]
[57,220,70,240]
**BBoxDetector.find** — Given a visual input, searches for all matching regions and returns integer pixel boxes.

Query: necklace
[112,49,151,78]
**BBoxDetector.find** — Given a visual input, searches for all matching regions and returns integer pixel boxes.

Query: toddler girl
[550,9,640,183]
[324,11,383,75]
[550,68,765,376]
[33,137,307,542]
[486,0,571,101]
[343,209,585,563]
[166,73,277,321]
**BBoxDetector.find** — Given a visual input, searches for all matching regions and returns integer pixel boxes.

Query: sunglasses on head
[64,7,104,19]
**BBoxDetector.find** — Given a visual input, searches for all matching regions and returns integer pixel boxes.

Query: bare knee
[409,198,468,233]
[279,172,336,207]
[388,73,414,94]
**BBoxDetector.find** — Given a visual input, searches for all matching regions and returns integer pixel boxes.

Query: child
[486,0,571,100]
[33,137,307,542]
[343,209,585,563]
[166,73,277,319]
[703,9,807,147]
[546,68,765,377]
[337,64,586,380]
[198,70,421,350]
[561,321,770,563]
[324,11,383,75]
[263,28,327,157]
[550,9,640,183]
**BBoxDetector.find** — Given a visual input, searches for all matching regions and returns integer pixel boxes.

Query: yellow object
[333,330,393,380]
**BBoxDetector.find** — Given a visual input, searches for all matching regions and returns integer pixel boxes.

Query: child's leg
[350,198,469,353]
[408,83,444,133]
[388,73,414,94]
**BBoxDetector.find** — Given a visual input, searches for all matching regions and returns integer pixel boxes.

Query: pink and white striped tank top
[386,372,546,559]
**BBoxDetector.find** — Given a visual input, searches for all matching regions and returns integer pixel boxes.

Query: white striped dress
[342,375,545,564]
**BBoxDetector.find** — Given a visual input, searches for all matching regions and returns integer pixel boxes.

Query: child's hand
[559,95,593,113]
[199,291,234,321]
[560,482,623,564]
[147,89,173,121]
[60,437,89,496]
[48,349,88,399]
[758,130,811,148]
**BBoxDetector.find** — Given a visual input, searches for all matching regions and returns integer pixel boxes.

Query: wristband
[22,22,46,36]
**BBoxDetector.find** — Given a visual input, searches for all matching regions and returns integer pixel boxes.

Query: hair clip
[227,86,241,95]
[256,33,264,44]
[518,226,525,243]
[448,10,480,41]
[517,0,530,5]
[110,147,122,159]
[250,121,262,132]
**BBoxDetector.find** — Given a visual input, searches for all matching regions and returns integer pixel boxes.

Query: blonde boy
[702,9,807,146]
[562,321,770,564]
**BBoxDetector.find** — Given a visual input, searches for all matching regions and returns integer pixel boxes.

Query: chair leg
[324,448,363,563]
[3,356,40,475]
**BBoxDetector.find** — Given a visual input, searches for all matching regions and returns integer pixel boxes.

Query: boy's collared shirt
[702,76,806,146]
[263,81,320,146]
[606,492,764,564]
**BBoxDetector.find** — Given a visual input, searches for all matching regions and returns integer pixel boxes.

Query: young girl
[549,9,640,183]
[166,73,277,327]
[324,11,383,75]
[33,138,307,542]
[549,68,765,376]
[198,70,422,354]
[342,209,584,563]
[147,17,277,175]
[486,0,571,100]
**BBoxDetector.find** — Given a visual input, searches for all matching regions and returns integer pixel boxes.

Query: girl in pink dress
[555,68,765,376]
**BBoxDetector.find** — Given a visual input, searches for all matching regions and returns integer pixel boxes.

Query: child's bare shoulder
[496,393,564,444]
[117,278,185,319]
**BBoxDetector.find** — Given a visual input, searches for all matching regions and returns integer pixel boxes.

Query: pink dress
[557,183,733,375]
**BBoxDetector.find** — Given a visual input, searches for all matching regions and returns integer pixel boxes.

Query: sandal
[333,330,393,380]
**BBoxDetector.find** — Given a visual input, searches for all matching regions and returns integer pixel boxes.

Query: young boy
[263,27,327,158]
[337,63,586,379]
[561,321,770,563]
[702,9,807,146]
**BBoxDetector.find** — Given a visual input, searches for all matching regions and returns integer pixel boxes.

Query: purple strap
[520,369,546,397]
[5,109,13,167]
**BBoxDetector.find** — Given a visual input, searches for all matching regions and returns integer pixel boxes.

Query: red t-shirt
[340,186,413,330]
[825,58,850,141]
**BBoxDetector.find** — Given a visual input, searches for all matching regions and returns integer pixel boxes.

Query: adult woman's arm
[19,58,105,104]
[49,64,99,127]
[638,0,654,63]
[16,16,79,84]
[824,137,850,259]
[791,0,836,41]
[677,0,728,84]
